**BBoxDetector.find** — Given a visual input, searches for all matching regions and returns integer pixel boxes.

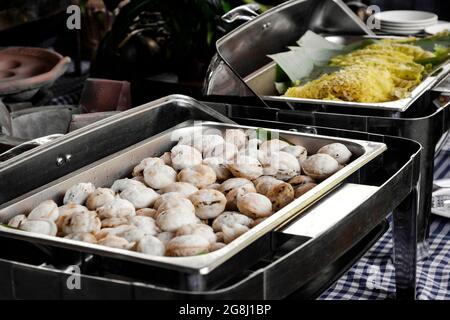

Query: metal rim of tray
[0,94,234,169]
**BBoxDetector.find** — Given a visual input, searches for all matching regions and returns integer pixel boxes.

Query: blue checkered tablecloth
[319,133,450,300]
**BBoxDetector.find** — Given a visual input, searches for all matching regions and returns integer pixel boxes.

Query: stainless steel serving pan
[244,35,450,112]
[207,0,374,104]
[0,121,386,280]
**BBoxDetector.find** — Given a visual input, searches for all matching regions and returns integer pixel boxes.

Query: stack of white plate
[374,10,438,35]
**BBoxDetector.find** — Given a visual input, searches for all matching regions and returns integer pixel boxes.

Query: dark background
[0,0,449,103]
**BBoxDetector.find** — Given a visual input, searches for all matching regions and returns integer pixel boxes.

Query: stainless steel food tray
[0,121,386,283]
[244,35,450,112]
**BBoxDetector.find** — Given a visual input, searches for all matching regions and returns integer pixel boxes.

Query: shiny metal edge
[216,0,309,50]
[279,183,380,238]
[244,36,450,112]
[0,121,387,275]
[216,0,374,52]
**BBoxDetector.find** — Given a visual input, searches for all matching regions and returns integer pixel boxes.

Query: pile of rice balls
[6,128,352,257]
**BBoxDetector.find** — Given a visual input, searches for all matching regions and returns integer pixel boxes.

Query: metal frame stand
[393,188,419,300]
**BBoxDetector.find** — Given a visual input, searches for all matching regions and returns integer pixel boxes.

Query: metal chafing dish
[0,118,386,291]
[204,0,450,249]
[0,96,421,299]
[209,0,450,114]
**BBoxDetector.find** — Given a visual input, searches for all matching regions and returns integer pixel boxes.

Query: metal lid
[215,0,372,81]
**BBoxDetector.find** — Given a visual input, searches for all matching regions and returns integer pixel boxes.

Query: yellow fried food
[285,65,395,103]
[366,41,434,60]
[285,39,434,103]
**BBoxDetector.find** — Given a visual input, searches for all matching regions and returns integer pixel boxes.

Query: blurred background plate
[376,28,423,35]
[426,22,450,34]
[379,27,423,35]
[374,10,437,24]
[375,9,438,35]
[379,20,437,28]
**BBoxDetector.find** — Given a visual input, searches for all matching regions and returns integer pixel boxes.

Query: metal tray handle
[221,4,260,24]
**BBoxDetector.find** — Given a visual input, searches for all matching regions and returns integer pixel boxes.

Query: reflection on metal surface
[281,183,379,238]
[0,134,63,162]
[221,4,260,24]
[432,73,450,94]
